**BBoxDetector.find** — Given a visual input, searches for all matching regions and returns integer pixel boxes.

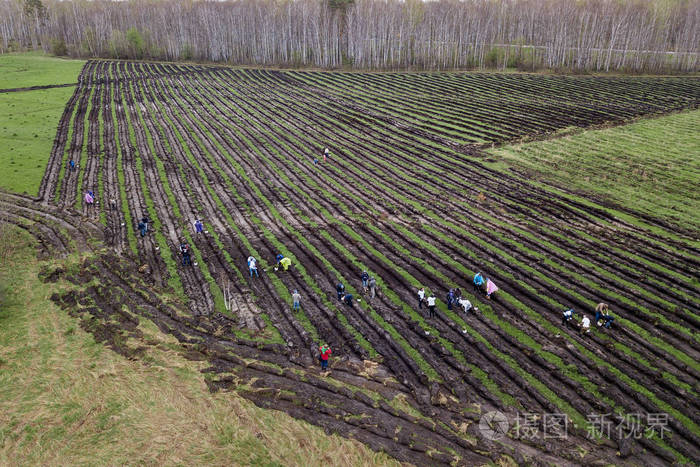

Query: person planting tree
[194,219,204,234]
[427,293,437,318]
[485,278,499,300]
[459,296,472,314]
[343,293,354,308]
[274,253,291,271]
[139,215,150,236]
[137,219,147,237]
[417,287,425,309]
[368,276,377,299]
[180,241,191,266]
[473,272,485,294]
[247,255,259,278]
[336,282,345,301]
[446,289,455,310]
[84,190,95,207]
[595,302,614,328]
[562,308,575,327]
[319,343,332,372]
[580,315,591,335]
[279,256,291,271]
[361,270,369,292]
[292,289,301,310]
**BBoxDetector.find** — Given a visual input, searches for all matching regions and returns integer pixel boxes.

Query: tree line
[1,0,698,73]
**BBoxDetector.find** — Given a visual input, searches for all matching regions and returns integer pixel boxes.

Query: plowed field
[8,61,700,465]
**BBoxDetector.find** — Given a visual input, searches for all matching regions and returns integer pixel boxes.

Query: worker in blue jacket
[473,272,485,294]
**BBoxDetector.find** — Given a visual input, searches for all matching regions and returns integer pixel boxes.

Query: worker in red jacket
[319,344,332,371]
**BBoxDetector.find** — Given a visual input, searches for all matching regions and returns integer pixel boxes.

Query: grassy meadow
[0,51,85,89]
[488,110,700,233]
[0,226,398,466]
[0,53,84,195]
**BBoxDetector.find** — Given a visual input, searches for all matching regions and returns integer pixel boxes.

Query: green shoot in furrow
[162,74,442,375]
[75,81,96,211]
[232,67,696,378]
[456,205,699,392]
[53,78,84,203]
[108,69,138,256]
[155,74,385,358]
[117,73,185,299]
[439,198,700,350]
[215,72,700,442]
[148,75,321,341]
[289,71,490,144]
[97,69,107,226]
[201,75,588,403]
[297,71,512,141]
[314,71,515,139]
[127,73,225,313]
[412,220,700,442]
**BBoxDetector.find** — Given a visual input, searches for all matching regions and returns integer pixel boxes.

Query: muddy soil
[17,60,700,465]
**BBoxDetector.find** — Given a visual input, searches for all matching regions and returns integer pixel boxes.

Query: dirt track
[10,60,700,465]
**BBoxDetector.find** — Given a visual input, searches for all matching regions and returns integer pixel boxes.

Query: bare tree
[1,0,698,72]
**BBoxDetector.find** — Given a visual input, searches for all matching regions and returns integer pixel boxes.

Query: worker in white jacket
[459,297,472,313]
[580,315,591,334]
[427,293,437,318]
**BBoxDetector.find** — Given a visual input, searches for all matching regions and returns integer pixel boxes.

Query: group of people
[275,254,292,271]
[246,253,293,277]
[313,147,330,165]
[417,286,477,319]
[562,302,614,335]
[360,271,377,298]
[336,282,354,308]
[413,270,496,320]
[333,270,379,310]
[116,188,618,372]
[473,272,498,299]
